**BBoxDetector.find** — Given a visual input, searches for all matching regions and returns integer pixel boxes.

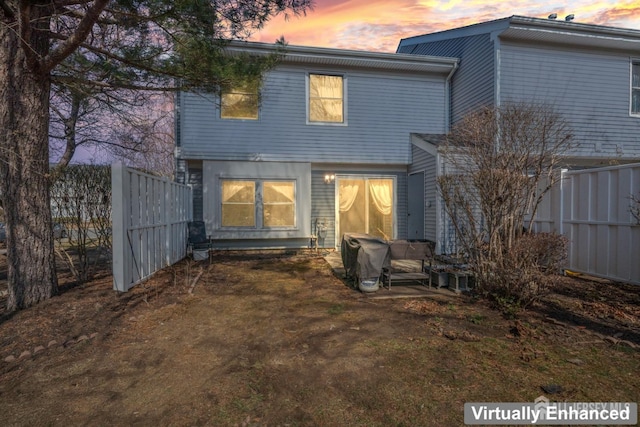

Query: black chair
[187,221,213,261]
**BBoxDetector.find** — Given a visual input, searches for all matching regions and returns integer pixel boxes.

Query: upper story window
[308,74,344,124]
[632,61,640,115]
[221,83,259,120]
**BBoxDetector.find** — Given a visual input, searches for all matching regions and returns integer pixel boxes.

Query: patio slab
[323,250,461,302]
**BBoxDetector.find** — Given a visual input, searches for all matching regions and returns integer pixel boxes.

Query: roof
[225,41,458,75]
[398,15,640,53]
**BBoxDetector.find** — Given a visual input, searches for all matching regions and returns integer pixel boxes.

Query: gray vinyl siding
[178,67,447,164]
[399,33,495,124]
[500,42,640,159]
[409,145,437,242]
[311,171,336,248]
[186,162,203,221]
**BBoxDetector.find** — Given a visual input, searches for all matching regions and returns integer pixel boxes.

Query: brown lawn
[1,251,638,426]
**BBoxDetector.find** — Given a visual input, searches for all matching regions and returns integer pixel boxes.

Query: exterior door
[337,176,395,242]
[408,172,425,239]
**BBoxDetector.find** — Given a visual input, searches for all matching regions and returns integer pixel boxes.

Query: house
[175,42,458,249]
[398,15,640,166]
[175,16,640,254]
[398,15,640,253]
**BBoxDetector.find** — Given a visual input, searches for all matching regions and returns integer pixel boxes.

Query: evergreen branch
[42,0,110,73]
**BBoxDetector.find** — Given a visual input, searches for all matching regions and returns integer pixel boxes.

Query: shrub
[475,233,567,315]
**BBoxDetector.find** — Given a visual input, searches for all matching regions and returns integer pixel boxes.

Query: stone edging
[2,332,99,364]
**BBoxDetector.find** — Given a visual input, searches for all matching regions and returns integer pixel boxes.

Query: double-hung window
[221,82,259,120]
[221,179,296,228]
[632,61,640,115]
[308,74,345,123]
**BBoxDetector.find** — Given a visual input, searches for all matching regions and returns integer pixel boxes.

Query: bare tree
[438,103,574,312]
[50,87,175,178]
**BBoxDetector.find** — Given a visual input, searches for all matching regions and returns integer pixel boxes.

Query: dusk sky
[252,0,640,52]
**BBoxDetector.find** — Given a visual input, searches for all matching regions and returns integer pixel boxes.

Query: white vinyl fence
[532,163,640,285]
[112,163,193,292]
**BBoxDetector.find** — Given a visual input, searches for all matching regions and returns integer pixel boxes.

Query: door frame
[334,174,397,247]
[408,171,425,240]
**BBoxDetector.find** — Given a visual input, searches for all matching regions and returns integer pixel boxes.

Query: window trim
[220,85,260,121]
[306,73,348,126]
[631,59,640,117]
[220,178,297,230]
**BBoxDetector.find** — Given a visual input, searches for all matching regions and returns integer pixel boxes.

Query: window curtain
[339,183,359,213]
[310,75,343,122]
[369,179,392,216]
[265,182,295,202]
[222,181,254,202]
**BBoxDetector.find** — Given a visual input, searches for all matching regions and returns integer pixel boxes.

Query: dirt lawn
[1,251,639,426]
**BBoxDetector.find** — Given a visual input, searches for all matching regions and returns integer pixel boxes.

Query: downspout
[444,61,459,132]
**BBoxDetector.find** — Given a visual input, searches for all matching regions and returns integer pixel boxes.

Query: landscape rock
[33,346,45,354]
[4,355,16,363]
[18,350,32,360]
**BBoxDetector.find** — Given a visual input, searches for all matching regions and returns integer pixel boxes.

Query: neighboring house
[398,15,640,166]
[175,42,458,249]
[398,15,640,253]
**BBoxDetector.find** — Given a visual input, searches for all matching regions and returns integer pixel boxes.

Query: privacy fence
[532,163,640,285]
[112,163,192,292]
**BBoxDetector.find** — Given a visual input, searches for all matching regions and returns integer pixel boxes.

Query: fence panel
[112,163,192,292]
[532,163,640,285]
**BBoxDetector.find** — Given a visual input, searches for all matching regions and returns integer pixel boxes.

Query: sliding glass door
[337,176,395,242]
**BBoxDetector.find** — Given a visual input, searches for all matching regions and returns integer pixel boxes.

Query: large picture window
[309,74,344,123]
[632,61,640,115]
[221,179,295,228]
[221,83,259,120]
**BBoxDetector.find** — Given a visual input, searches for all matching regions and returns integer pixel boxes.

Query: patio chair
[187,221,213,261]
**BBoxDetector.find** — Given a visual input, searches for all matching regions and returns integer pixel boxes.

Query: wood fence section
[532,163,640,285]
[112,164,192,292]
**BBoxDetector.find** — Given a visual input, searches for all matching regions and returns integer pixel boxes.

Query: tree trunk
[0,10,58,311]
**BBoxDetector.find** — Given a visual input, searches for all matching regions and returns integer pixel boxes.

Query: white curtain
[369,180,392,216]
[264,182,295,202]
[339,183,359,213]
[222,181,253,202]
[309,75,343,122]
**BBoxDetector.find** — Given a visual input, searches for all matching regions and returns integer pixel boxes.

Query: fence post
[112,163,130,292]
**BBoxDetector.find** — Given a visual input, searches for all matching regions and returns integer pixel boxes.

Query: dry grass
[0,251,638,426]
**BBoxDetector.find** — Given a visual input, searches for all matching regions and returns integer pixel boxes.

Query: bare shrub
[476,233,567,314]
[438,103,574,314]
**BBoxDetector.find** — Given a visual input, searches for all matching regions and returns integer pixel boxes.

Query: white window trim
[306,73,348,126]
[220,178,297,230]
[630,58,640,117]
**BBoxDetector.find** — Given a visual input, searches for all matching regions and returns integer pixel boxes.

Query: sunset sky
[252,0,640,52]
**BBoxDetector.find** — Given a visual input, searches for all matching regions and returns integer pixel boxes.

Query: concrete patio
[322,250,462,302]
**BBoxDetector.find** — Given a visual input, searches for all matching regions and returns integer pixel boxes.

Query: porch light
[324,174,335,184]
